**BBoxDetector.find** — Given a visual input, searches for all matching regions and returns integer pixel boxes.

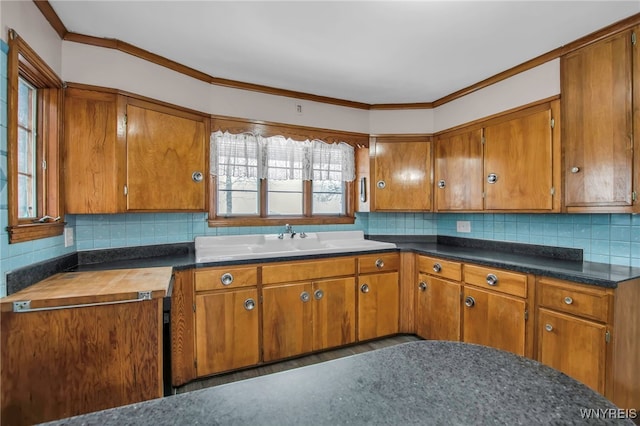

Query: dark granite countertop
[43,340,633,425]
[8,236,640,295]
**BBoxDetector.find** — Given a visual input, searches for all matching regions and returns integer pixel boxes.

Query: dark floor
[176,334,422,394]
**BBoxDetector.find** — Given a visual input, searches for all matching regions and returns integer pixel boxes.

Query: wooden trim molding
[34,2,640,109]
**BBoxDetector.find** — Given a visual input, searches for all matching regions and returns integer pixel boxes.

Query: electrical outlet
[64,227,74,247]
[456,221,471,233]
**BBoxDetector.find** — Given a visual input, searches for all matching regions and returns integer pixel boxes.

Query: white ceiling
[49,1,640,105]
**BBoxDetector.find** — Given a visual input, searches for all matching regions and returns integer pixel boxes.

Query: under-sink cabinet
[193,266,260,377]
[261,258,356,362]
[415,255,462,341]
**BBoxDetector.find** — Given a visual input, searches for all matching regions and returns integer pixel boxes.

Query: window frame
[208,116,367,227]
[7,30,64,243]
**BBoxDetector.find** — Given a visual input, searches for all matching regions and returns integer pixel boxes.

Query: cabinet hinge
[194,359,197,369]
[41,160,47,170]
[524,310,529,321]
[124,185,128,196]
[605,330,611,344]
[550,118,555,129]
[124,113,127,125]
[550,187,555,196]
[633,192,637,202]
[481,136,486,145]
[193,303,196,312]
[632,32,636,46]
[482,192,486,199]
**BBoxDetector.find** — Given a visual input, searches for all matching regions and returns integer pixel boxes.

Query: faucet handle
[300,232,307,238]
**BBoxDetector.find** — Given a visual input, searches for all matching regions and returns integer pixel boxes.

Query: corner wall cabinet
[63,86,208,213]
[562,26,639,212]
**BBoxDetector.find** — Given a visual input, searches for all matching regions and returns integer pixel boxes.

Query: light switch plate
[456,221,471,233]
[64,227,74,247]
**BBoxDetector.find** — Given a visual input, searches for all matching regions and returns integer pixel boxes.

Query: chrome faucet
[284,223,296,238]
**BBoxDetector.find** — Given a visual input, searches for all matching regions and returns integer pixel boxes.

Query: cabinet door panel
[63,88,126,213]
[313,277,356,350]
[462,287,525,356]
[415,274,461,341]
[484,108,553,210]
[195,289,259,376]
[537,308,606,394]
[434,129,483,211]
[563,30,633,208]
[126,104,206,210]
[358,272,399,340]
[373,141,431,211]
[262,283,313,362]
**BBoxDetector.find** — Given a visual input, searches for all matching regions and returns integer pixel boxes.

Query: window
[7,30,64,243]
[209,130,356,226]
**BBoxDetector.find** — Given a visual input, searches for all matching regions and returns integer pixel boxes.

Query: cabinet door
[372,140,431,211]
[537,308,607,394]
[126,102,206,211]
[262,283,313,362]
[434,129,483,211]
[313,277,356,351]
[415,274,461,341]
[563,30,634,209]
[358,272,399,340]
[194,288,259,376]
[484,107,553,210]
[462,287,526,356]
[63,88,126,213]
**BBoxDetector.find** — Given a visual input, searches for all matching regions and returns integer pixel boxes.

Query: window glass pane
[312,180,344,214]
[17,77,37,219]
[268,180,303,215]
[217,175,259,215]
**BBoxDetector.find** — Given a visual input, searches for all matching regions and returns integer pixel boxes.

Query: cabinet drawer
[358,253,400,274]
[262,258,355,285]
[195,266,258,292]
[417,255,461,281]
[463,264,527,298]
[537,278,610,323]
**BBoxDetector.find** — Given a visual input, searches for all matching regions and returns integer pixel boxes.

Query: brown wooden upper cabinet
[63,86,208,213]
[370,137,432,211]
[562,27,638,213]
[434,101,560,212]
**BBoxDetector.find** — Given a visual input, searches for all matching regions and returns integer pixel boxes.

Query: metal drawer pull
[375,259,385,269]
[564,296,573,305]
[545,324,553,332]
[220,273,234,286]
[487,173,498,184]
[437,179,446,189]
[418,282,427,292]
[360,284,370,293]
[12,291,153,313]
[433,263,442,273]
[570,167,580,174]
[300,291,310,302]
[464,296,475,308]
[486,274,499,286]
[314,289,324,300]
[244,298,256,311]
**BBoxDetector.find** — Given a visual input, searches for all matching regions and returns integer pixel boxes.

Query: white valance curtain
[210,131,355,182]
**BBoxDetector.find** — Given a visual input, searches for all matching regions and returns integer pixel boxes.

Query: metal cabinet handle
[571,167,580,174]
[314,289,324,300]
[487,173,498,184]
[300,291,310,302]
[375,259,385,269]
[545,324,553,332]
[486,274,498,286]
[192,171,204,182]
[220,273,234,286]
[418,282,427,292]
[360,284,370,293]
[564,296,573,305]
[464,296,475,308]
[360,177,367,202]
[376,180,386,189]
[437,179,446,189]
[244,298,256,311]
[433,263,442,273]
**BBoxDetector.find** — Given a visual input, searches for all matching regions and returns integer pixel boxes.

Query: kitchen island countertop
[44,340,634,425]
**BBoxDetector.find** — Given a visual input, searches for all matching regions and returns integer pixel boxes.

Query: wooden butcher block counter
[1,267,173,426]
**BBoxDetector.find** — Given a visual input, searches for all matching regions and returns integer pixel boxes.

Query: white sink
[195,231,396,262]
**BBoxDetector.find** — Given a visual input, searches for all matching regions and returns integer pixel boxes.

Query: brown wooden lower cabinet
[1,300,163,426]
[357,272,399,341]
[415,273,461,341]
